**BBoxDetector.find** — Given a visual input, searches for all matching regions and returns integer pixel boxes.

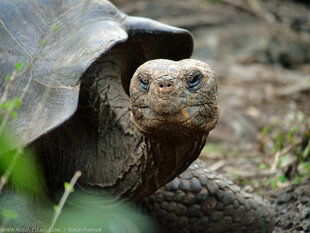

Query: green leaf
[51,24,60,31]
[258,163,269,170]
[287,126,299,144]
[5,74,11,81]
[54,205,60,212]
[64,182,74,193]
[301,161,310,172]
[278,155,289,167]
[0,133,43,197]
[293,175,306,184]
[278,174,288,183]
[272,131,284,153]
[0,101,10,110]
[0,98,21,118]
[261,125,272,137]
[10,111,18,119]
[1,208,19,220]
[204,143,223,153]
[11,97,22,109]
[41,39,47,46]
[15,62,24,72]
[303,140,310,158]
[269,178,278,189]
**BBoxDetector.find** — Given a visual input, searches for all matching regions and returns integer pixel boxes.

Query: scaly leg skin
[143,159,275,233]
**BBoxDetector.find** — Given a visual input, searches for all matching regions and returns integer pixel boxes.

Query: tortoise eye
[138,74,149,91]
[188,73,202,89]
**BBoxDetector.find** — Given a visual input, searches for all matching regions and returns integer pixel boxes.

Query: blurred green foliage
[0,133,42,196]
[0,129,154,231]
[55,193,155,233]
[260,112,310,187]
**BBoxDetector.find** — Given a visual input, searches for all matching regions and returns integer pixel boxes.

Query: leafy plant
[260,112,310,187]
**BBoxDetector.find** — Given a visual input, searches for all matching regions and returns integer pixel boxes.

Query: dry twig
[270,144,297,172]
[209,160,226,171]
[276,82,310,97]
[222,0,275,23]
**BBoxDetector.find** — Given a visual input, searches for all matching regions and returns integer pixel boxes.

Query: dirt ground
[112,0,310,194]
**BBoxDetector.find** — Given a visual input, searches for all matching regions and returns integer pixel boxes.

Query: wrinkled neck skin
[36,53,207,203]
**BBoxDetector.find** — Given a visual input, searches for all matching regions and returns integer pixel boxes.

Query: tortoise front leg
[143,159,275,233]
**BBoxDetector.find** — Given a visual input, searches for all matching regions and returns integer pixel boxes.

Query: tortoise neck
[81,62,208,199]
[131,134,207,200]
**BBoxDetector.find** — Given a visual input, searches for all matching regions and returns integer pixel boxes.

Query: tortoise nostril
[156,78,176,94]
[158,82,173,89]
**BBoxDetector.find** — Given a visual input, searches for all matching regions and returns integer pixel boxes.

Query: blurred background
[112,0,310,193]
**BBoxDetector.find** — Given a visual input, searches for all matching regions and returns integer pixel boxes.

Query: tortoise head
[129,59,219,143]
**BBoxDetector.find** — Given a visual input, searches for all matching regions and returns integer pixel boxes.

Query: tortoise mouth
[130,103,219,136]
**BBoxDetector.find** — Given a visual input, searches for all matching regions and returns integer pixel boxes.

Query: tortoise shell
[0,0,192,146]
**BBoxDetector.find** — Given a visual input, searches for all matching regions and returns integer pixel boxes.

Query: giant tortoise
[0,0,274,232]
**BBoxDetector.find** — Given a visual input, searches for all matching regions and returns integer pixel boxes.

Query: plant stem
[0,148,22,193]
[47,170,82,233]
